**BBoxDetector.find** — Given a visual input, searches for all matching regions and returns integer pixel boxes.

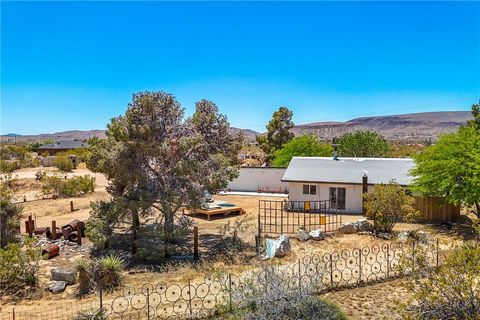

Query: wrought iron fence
[2,239,440,320]
[258,200,341,236]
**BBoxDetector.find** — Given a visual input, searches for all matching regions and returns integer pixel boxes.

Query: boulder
[48,280,66,293]
[309,229,325,240]
[297,228,311,241]
[355,219,374,232]
[339,223,357,234]
[51,268,77,284]
[397,231,410,243]
[265,235,291,259]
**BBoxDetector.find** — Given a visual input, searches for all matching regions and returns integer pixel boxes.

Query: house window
[303,184,317,195]
[329,187,346,210]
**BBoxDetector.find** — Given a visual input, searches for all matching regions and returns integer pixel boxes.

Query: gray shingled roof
[282,157,415,186]
[37,140,90,150]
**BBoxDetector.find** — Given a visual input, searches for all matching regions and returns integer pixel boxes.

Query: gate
[258,200,341,236]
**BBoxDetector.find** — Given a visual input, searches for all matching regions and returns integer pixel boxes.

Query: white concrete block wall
[227,167,288,192]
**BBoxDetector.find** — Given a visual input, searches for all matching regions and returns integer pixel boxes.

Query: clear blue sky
[1,1,479,135]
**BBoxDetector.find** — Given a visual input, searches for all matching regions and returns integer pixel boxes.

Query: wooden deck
[192,206,245,220]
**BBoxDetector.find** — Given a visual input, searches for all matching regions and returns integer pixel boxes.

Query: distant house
[37,140,90,155]
[282,157,416,214]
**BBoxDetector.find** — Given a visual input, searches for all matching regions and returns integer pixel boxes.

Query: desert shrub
[398,241,480,319]
[53,155,74,172]
[226,266,347,320]
[75,258,94,295]
[74,308,106,320]
[472,219,480,240]
[42,174,96,198]
[218,217,254,260]
[0,177,23,248]
[57,148,90,162]
[0,160,17,173]
[97,254,125,291]
[364,180,418,233]
[0,238,42,297]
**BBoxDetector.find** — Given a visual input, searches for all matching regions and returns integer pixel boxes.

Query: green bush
[53,155,74,172]
[42,174,96,198]
[0,238,42,296]
[1,177,23,248]
[0,160,17,173]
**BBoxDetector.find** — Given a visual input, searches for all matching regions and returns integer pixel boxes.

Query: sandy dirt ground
[1,166,467,319]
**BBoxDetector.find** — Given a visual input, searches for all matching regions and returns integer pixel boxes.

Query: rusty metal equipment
[61,219,85,239]
[42,244,60,259]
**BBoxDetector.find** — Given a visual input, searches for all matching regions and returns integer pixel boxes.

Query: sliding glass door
[329,187,346,210]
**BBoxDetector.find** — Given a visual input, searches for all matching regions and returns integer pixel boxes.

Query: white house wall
[227,167,288,192]
[288,182,375,214]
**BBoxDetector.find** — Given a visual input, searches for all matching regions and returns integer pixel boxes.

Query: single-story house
[282,156,416,214]
[37,140,90,155]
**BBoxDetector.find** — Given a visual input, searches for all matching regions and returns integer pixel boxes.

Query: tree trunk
[164,211,175,242]
[475,202,480,218]
[131,210,139,254]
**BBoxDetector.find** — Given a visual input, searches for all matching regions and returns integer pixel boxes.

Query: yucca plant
[97,254,125,291]
[75,258,93,295]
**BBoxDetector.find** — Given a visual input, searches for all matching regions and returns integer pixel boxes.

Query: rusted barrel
[61,219,85,239]
[67,231,78,242]
[42,244,60,259]
[34,227,50,237]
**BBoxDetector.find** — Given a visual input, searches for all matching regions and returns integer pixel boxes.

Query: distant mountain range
[292,111,472,141]
[1,111,472,143]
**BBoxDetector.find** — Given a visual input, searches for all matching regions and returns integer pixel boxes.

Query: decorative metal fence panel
[1,240,440,320]
[258,200,341,236]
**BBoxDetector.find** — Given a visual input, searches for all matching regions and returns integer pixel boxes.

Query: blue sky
[1,1,479,135]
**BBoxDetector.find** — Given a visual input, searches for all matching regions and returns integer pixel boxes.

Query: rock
[48,280,66,293]
[309,229,325,240]
[397,231,410,242]
[265,235,291,259]
[355,219,374,232]
[297,228,311,241]
[376,232,393,240]
[339,223,358,234]
[51,268,77,284]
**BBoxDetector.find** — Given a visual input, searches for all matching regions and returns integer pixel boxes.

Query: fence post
[257,213,261,238]
[298,259,302,288]
[193,226,199,260]
[386,244,390,277]
[99,286,103,309]
[412,241,416,273]
[358,248,362,284]
[27,215,33,237]
[436,238,439,268]
[77,223,82,245]
[12,308,15,320]
[70,200,74,212]
[228,273,233,313]
[147,287,151,320]
[52,221,56,239]
[188,280,193,318]
[329,254,333,288]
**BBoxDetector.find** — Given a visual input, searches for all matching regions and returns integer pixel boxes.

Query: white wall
[227,167,288,192]
[288,182,375,213]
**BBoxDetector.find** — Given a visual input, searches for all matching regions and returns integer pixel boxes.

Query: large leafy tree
[256,106,294,164]
[87,91,242,247]
[336,130,389,158]
[411,125,480,215]
[272,135,332,167]
[468,103,480,130]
